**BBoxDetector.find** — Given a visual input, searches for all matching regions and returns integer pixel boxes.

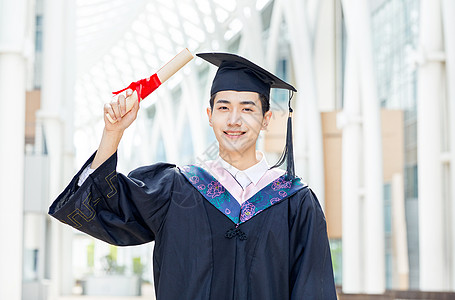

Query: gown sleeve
[48,151,176,246]
[289,188,338,299]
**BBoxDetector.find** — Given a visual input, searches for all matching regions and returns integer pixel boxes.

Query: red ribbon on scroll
[112,73,162,101]
[107,49,193,124]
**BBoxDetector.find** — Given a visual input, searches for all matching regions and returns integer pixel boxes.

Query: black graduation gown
[49,152,337,300]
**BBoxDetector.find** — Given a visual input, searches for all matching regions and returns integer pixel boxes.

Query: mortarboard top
[196,52,296,100]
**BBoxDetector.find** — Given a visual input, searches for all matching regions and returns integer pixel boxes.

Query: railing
[337,288,455,300]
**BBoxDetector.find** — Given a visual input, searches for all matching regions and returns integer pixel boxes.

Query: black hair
[209,93,270,116]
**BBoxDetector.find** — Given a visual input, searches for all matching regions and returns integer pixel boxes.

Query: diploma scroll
[107,48,194,123]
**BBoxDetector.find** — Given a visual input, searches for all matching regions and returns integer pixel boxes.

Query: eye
[243,107,254,112]
[218,106,228,111]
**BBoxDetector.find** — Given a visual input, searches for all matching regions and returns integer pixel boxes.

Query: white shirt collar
[217,151,270,188]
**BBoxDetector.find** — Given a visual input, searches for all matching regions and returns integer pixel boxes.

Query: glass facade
[330,239,342,286]
[384,183,393,288]
[34,15,43,89]
[371,0,420,289]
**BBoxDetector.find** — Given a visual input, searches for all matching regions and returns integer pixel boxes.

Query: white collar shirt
[217,151,270,190]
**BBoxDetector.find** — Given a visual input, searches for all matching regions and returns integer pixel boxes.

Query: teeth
[226,132,243,136]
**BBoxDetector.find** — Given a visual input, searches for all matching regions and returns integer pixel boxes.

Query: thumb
[122,96,140,125]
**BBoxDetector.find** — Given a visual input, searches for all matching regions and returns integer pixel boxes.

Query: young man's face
[206,90,272,162]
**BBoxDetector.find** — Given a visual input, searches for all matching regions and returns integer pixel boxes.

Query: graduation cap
[197,52,298,180]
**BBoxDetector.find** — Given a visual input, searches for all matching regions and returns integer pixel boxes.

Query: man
[49,52,337,299]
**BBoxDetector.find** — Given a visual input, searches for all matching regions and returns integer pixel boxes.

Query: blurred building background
[1,0,455,299]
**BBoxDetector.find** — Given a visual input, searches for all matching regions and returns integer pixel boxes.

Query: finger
[123,89,133,116]
[124,91,139,116]
[131,95,140,113]
[104,103,116,122]
[112,95,123,119]
[120,97,140,126]
[119,93,127,117]
[125,98,139,119]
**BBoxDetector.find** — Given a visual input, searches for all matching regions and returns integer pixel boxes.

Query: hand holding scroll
[106,48,194,124]
[104,89,140,132]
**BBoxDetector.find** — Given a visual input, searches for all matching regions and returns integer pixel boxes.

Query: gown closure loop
[225,227,247,241]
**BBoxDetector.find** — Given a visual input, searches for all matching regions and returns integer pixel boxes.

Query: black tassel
[271,91,295,181]
[285,110,295,180]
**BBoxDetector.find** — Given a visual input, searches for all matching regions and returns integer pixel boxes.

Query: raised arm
[91,89,139,169]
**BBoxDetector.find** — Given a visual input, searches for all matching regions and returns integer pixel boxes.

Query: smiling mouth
[224,131,246,137]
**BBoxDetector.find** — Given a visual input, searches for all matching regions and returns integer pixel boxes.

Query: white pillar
[39,0,76,297]
[62,0,76,190]
[238,0,264,65]
[442,0,455,290]
[341,0,385,293]
[314,0,337,112]
[0,53,26,300]
[284,0,325,208]
[0,0,27,299]
[265,0,283,71]
[339,41,363,293]
[417,0,447,291]
[391,173,409,289]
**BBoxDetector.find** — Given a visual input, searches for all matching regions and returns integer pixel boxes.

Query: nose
[227,109,242,126]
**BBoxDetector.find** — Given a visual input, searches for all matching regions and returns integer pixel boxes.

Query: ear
[206,107,213,127]
[261,110,272,130]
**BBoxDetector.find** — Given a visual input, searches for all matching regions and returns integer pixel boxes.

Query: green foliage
[109,245,118,261]
[132,257,145,276]
[87,242,95,268]
[102,252,125,275]
[329,239,342,285]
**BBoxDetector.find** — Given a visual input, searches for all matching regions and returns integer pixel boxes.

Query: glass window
[372,0,420,289]
[329,239,342,286]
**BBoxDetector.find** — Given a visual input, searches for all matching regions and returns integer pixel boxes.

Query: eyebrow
[215,99,230,105]
[240,100,257,106]
[215,99,257,106]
